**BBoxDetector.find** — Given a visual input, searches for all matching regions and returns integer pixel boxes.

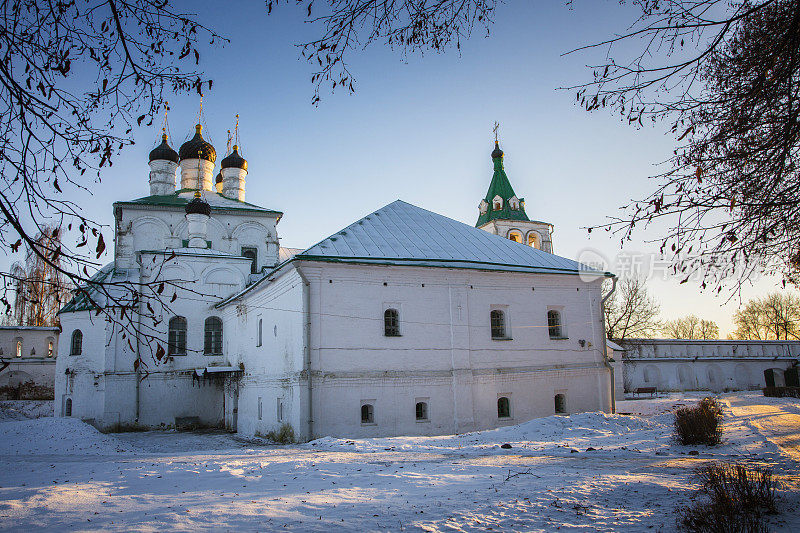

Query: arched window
[508,231,522,243]
[15,338,22,358]
[490,310,506,339]
[168,316,187,356]
[493,195,503,210]
[64,398,72,417]
[497,396,511,419]
[547,310,563,338]
[415,402,428,421]
[47,337,55,357]
[361,404,374,424]
[554,394,567,414]
[527,232,541,249]
[384,308,400,337]
[241,247,258,274]
[204,317,223,355]
[70,330,82,355]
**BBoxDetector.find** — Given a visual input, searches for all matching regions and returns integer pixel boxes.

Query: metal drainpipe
[295,266,313,441]
[134,252,144,423]
[600,277,618,414]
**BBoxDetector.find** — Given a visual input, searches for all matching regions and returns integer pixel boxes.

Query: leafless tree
[0,0,224,369]
[662,314,720,339]
[8,225,72,326]
[603,277,661,340]
[570,0,800,291]
[731,292,800,339]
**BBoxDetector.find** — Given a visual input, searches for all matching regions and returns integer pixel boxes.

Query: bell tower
[476,138,553,253]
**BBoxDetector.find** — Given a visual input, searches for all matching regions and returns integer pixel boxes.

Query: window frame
[415,400,429,422]
[360,401,375,425]
[547,309,567,339]
[497,395,512,419]
[70,330,82,356]
[167,316,188,356]
[241,246,258,274]
[384,308,401,337]
[554,393,567,414]
[204,316,223,355]
[490,309,510,340]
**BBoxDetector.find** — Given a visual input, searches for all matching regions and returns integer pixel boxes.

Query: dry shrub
[674,397,723,446]
[678,463,778,533]
[266,423,296,444]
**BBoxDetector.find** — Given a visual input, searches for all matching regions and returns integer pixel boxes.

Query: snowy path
[0,393,797,532]
[725,395,800,461]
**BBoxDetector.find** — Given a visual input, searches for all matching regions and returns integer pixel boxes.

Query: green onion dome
[179,124,216,163]
[491,141,504,159]
[185,191,211,216]
[221,145,247,172]
[149,134,179,163]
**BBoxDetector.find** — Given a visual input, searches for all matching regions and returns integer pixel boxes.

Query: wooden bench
[634,387,657,398]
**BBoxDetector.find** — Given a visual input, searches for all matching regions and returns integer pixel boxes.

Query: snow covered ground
[0,392,797,531]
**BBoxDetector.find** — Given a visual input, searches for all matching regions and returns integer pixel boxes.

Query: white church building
[56,128,614,439]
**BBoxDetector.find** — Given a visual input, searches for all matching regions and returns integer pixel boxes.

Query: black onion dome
[221,145,247,171]
[215,171,223,185]
[179,124,216,163]
[149,134,179,163]
[491,141,504,159]
[185,192,211,216]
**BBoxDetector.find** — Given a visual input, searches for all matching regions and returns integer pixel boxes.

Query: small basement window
[361,404,374,424]
[415,401,428,421]
[497,396,511,419]
[555,394,567,414]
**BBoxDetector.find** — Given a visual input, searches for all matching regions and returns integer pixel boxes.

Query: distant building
[621,338,800,393]
[0,326,60,397]
[56,123,615,438]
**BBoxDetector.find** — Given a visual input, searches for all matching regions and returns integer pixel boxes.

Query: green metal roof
[59,263,116,314]
[116,189,282,217]
[475,142,531,227]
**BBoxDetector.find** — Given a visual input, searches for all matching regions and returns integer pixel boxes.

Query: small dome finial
[491,140,504,159]
[149,133,179,163]
[185,190,211,216]
[221,144,247,171]
[179,124,216,162]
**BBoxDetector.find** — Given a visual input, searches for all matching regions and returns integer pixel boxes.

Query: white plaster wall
[299,262,610,438]
[221,267,306,439]
[0,327,59,389]
[624,358,795,392]
[55,311,108,421]
[115,203,280,272]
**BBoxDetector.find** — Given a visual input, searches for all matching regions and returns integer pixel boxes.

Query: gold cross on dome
[493,121,500,143]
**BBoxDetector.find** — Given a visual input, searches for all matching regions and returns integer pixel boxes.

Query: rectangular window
[548,310,564,339]
[257,397,263,421]
[257,318,263,347]
[490,309,507,339]
[242,247,258,274]
[277,398,284,422]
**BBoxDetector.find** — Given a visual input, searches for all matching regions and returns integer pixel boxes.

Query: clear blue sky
[14,0,791,335]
